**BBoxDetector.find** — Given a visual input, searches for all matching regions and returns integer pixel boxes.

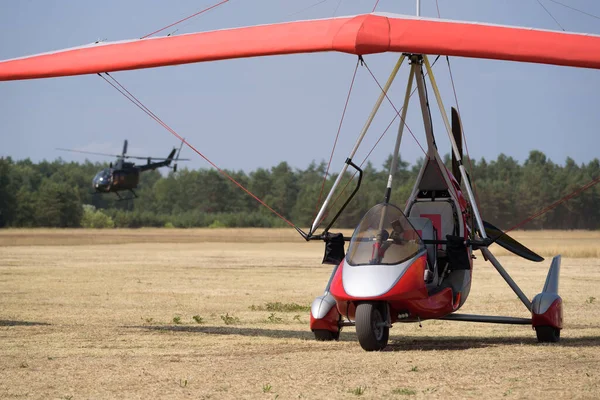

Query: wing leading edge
[2,13,600,81]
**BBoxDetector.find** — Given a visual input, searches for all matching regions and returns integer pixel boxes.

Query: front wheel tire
[535,326,560,343]
[355,302,389,351]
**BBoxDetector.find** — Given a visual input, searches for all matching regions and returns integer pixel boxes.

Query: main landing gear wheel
[313,329,340,341]
[535,326,561,343]
[355,302,389,351]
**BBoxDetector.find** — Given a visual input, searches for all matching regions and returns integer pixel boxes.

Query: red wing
[1,13,600,81]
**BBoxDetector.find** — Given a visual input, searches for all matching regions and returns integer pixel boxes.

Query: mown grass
[0,230,599,399]
[2,228,598,258]
[249,302,311,312]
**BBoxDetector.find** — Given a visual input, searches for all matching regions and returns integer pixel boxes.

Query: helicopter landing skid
[115,189,137,201]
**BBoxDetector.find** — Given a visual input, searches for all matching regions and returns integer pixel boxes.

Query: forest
[0,150,599,230]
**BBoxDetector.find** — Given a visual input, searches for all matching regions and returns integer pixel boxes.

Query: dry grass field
[1,229,599,399]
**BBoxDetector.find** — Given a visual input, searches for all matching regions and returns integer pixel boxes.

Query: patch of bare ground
[0,229,599,399]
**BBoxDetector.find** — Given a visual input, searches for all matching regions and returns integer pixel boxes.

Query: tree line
[0,150,598,230]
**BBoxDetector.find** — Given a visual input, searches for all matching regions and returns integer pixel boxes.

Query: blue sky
[1,0,600,172]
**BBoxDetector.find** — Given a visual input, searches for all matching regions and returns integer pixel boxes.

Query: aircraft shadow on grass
[132,325,600,351]
[0,320,51,327]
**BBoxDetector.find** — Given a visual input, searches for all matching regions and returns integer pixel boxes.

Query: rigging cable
[140,0,230,39]
[536,0,566,31]
[324,56,443,217]
[362,60,427,156]
[363,54,464,206]
[436,0,480,204]
[372,0,381,13]
[332,0,343,17]
[288,0,330,17]
[500,174,600,236]
[546,0,600,21]
[313,58,360,220]
[490,1,600,235]
[98,72,304,233]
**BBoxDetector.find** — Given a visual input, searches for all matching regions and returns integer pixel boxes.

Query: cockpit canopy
[346,203,424,266]
[93,168,111,190]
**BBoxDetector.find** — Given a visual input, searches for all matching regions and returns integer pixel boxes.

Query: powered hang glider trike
[2,12,600,351]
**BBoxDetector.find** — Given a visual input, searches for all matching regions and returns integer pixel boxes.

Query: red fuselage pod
[329,256,457,322]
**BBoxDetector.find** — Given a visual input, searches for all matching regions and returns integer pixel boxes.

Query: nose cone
[92,176,109,192]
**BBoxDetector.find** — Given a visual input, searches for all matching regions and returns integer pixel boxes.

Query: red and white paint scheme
[309,54,562,351]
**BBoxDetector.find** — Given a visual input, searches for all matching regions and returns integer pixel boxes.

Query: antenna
[416,0,421,17]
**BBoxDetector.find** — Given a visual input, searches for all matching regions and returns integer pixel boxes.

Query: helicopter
[1,8,599,351]
[57,140,188,199]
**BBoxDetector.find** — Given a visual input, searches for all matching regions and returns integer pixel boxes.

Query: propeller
[483,220,544,262]
[451,107,463,185]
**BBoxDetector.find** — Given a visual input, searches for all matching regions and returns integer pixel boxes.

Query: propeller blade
[122,140,128,158]
[56,148,120,158]
[483,220,544,262]
[451,107,463,185]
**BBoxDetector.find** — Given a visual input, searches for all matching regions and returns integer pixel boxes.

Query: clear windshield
[93,168,111,189]
[346,203,424,266]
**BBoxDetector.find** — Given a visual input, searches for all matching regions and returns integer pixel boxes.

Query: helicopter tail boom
[138,148,177,171]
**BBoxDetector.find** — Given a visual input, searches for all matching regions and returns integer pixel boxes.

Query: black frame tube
[320,160,363,236]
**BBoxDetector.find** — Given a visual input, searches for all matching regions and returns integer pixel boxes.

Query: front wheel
[355,302,389,351]
[536,326,560,343]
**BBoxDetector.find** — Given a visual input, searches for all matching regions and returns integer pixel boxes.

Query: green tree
[35,180,83,227]
[0,158,15,227]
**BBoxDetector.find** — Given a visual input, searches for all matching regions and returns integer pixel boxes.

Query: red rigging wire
[502,174,600,235]
[140,0,230,39]
[98,73,299,230]
[314,59,360,220]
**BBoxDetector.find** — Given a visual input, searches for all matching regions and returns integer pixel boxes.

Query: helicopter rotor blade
[120,155,190,161]
[483,220,544,262]
[115,154,192,161]
[57,146,190,161]
[451,107,463,185]
[56,148,120,158]
[122,140,128,158]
